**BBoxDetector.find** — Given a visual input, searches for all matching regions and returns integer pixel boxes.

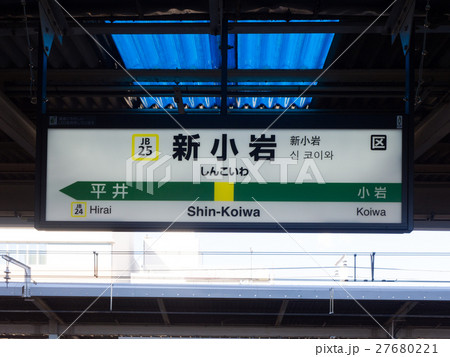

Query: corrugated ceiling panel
[112,21,334,109]
[114,34,225,70]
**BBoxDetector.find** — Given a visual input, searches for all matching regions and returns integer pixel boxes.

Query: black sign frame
[35,112,413,233]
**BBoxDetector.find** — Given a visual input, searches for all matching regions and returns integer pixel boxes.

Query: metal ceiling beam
[415,183,450,221]
[0,141,22,150]
[74,22,387,35]
[414,100,450,160]
[6,85,409,98]
[0,1,445,18]
[0,163,35,173]
[0,91,36,158]
[415,164,450,174]
[3,22,449,37]
[0,182,34,212]
[2,69,448,85]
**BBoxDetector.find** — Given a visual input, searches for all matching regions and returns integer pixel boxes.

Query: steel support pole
[220,15,228,116]
[35,23,48,229]
[37,23,48,116]
[405,20,415,232]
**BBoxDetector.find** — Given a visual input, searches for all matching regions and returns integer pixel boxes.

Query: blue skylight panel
[113,33,222,70]
[234,32,334,108]
[236,33,333,70]
[111,21,335,109]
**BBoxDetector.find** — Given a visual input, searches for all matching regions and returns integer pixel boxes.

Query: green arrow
[60,181,214,201]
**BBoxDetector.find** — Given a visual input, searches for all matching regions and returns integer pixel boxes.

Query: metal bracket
[220,13,228,116]
[209,0,221,36]
[370,252,376,282]
[2,255,32,298]
[385,0,416,55]
[329,288,335,315]
[93,251,99,278]
[38,0,69,57]
[174,86,185,114]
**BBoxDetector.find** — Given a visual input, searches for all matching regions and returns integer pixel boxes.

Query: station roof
[0,0,449,226]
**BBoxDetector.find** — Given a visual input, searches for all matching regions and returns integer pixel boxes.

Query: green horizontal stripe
[60,181,401,202]
[235,183,401,202]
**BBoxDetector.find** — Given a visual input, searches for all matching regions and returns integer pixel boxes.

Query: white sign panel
[45,127,403,227]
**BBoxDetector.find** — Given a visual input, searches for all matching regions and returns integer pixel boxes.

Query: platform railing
[2,249,450,285]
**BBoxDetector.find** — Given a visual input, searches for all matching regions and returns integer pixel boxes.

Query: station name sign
[36,113,412,232]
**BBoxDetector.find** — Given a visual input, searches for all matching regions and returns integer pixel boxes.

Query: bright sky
[1,228,450,284]
[195,230,450,253]
[2,227,448,253]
